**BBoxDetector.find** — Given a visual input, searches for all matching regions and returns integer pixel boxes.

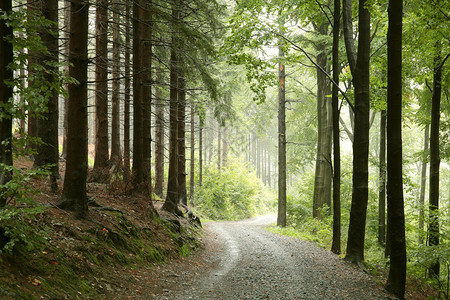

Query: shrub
[194,159,275,220]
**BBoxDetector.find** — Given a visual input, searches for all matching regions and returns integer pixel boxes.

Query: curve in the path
[154,215,394,300]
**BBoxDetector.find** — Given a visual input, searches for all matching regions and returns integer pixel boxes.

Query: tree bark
[199,124,203,187]
[26,0,38,156]
[277,45,287,227]
[0,0,14,207]
[313,23,332,219]
[189,101,195,204]
[163,4,182,215]
[154,69,165,197]
[418,124,429,245]
[177,75,187,205]
[92,0,109,181]
[344,0,371,264]
[123,2,131,179]
[268,147,271,188]
[428,43,442,278]
[57,0,89,217]
[141,1,152,195]
[378,110,386,246]
[132,0,144,188]
[217,124,221,170]
[110,1,122,171]
[222,127,228,168]
[34,0,59,192]
[331,0,341,255]
[385,0,406,296]
[62,0,70,160]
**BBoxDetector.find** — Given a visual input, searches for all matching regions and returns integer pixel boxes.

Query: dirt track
[150,215,395,300]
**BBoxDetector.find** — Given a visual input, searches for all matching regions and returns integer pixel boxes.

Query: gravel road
[153,215,396,300]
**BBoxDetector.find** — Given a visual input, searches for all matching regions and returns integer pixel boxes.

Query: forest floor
[0,159,438,299]
[0,158,203,299]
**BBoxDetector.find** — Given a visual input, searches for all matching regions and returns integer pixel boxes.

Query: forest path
[138,215,395,299]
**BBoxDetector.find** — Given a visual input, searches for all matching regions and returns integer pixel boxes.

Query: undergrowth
[194,157,276,220]
[268,169,449,299]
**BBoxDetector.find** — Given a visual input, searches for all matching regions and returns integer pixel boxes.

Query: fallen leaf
[31,278,41,286]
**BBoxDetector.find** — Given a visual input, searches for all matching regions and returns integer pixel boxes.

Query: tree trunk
[92,0,109,181]
[260,142,266,185]
[428,43,442,278]
[0,0,14,207]
[62,0,70,160]
[189,101,195,204]
[163,5,182,215]
[313,23,331,219]
[222,127,228,168]
[344,0,371,264]
[57,0,89,217]
[141,1,152,195]
[217,124,221,170]
[208,114,213,164]
[26,0,38,156]
[177,75,187,205]
[385,0,406,296]
[268,147,271,188]
[199,125,203,187]
[110,1,122,171]
[418,124,429,245]
[123,2,131,179]
[132,0,144,188]
[154,69,165,197]
[331,0,341,255]
[34,0,59,192]
[378,110,386,246]
[277,45,287,227]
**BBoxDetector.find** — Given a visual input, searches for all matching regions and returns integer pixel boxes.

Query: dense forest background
[0,0,449,298]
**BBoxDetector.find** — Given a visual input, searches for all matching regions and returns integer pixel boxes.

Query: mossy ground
[0,172,203,299]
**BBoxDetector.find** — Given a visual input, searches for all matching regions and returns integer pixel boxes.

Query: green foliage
[0,164,50,257]
[194,158,275,220]
[1,7,71,122]
[0,206,46,257]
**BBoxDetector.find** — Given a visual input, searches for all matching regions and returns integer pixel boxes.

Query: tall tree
[92,0,109,181]
[154,69,165,197]
[385,0,406,296]
[177,74,187,205]
[0,0,14,207]
[199,119,203,187]
[378,110,386,246]
[33,0,59,192]
[163,2,182,215]
[217,124,221,170]
[428,42,444,278]
[222,127,228,167]
[110,0,122,170]
[132,0,144,188]
[312,22,332,219]
[189,101,195,202]
[57,0,89,216]
[141,0,152,194]
[343,0,371,264]
[123,1,131,179]
[61,0,70,160]
[26,0,37,153]
[418,124,429,245]
[330,0,341,255]
[277,44,287,227]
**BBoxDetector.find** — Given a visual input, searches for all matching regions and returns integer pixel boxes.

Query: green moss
[1,200,205,299]
[179,244,191,257]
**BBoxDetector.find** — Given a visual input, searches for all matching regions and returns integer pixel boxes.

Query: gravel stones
[153,215,395,300]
